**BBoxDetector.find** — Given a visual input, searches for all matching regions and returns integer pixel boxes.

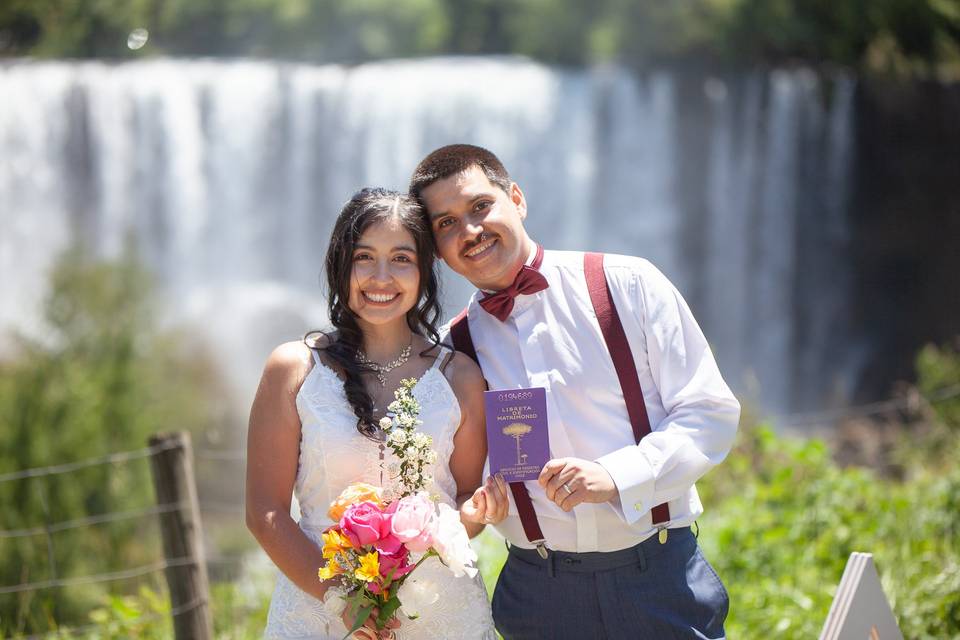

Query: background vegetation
[2,0,960,78]
[0,250,228,636]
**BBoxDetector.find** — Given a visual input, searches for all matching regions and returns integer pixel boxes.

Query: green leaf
[377,595,403,628]
[343,602,375,640]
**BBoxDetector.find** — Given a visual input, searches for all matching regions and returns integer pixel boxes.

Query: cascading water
[0,57,856,417]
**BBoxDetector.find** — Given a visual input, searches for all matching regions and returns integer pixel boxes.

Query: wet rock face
[849,79,960,401]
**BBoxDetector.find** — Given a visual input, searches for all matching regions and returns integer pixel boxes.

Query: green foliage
[0,249,224,636]
[915,339,960,430]
[696,416,960,637]
[473,527,507,597]
[8,581,270,639]
[2,0,959,76]
[81,585,171,640]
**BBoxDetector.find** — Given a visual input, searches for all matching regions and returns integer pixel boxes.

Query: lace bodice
[293,355,461,532]
[264,346,497,639]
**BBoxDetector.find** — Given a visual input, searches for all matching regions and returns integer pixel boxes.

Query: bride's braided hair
[306,188,442,439]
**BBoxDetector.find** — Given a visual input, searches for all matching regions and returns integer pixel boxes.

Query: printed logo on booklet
[484,387,550,482]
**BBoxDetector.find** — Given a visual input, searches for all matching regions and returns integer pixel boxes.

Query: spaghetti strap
[439,347,456,375]
[430,344,453,373]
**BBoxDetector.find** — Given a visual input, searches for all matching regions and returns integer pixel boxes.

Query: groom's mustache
[464,232,492,250]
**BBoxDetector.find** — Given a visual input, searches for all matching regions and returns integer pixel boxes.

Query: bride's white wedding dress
[263,346,497,639]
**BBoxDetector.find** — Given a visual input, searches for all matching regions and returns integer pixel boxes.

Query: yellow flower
[322,529,353,560]
[318,560,343,581]
[354,551,380,583]
[328,482,385,521]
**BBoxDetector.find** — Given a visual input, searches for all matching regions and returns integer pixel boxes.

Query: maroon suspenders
[449,252,670,555]
[584,252,672,530]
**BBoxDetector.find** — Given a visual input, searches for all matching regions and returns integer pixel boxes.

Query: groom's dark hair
[409,144,512,198]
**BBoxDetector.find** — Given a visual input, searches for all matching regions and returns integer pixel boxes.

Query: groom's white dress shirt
[446,249,741,553]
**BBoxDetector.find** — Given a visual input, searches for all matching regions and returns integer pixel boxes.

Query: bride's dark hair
[306,187,442,439]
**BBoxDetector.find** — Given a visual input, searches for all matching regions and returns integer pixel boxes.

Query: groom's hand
[539,458,617,512]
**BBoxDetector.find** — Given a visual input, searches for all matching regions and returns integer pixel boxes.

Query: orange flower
[328,482,385,521]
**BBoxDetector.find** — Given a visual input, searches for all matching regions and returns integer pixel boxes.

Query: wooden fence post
[149,431,213,640]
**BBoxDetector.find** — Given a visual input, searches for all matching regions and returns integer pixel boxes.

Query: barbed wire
[772,383,960,428]
[195,449,245,461]
[0,501,190,540]
[0,441,251,639]
[0,556,197,595]
[199,501,245,515]
[0,439,179,485]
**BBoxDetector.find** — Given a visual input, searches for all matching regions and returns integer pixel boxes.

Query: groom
[410,144,740,639]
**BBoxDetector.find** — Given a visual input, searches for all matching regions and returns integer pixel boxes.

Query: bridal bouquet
[319,378,479,637]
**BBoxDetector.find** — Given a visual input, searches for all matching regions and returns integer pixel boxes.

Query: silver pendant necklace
[357,339,413,386]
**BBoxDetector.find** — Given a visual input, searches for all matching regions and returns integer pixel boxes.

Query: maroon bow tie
[479,245,548,322]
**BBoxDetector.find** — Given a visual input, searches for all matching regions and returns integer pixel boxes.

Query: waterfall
[0,57,856,416]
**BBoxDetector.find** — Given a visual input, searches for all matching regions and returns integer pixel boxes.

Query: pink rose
[340,501,391,547]
[374,531,404,555]
[390,493,436,553]
[377,546,415,583]
[369,502,404,555]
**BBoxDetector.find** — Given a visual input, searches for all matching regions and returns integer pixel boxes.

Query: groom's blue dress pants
[491,527,728,639]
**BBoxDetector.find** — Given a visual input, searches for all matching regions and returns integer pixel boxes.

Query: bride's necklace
[357,338,413,386]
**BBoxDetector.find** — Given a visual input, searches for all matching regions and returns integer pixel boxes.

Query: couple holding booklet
[246,144,741,639]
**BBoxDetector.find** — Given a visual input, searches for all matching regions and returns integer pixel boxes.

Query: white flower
[387,463,400,476]
[412,433,430,449]
[397,576,440,619]
[432,503,478,578]
[425,450,438,465]
[379,416,393,430]
[321,585,347,617]
[389,430,408,446]
[422,473,434,486]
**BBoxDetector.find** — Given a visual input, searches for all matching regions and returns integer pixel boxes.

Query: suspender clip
[657,527,668,545]
[534,540,549,559]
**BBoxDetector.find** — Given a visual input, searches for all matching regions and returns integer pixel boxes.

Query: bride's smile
[348,217,421,329]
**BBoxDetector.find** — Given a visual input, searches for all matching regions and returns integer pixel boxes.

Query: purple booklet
[484,387,550,482]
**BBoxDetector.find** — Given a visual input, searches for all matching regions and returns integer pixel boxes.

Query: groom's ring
[562,482,574,495]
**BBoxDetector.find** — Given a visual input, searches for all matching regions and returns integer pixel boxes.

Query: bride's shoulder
[268,340,312,364]
[262,340,314,385]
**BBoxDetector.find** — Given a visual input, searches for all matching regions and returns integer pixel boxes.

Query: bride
[246,188,507,639]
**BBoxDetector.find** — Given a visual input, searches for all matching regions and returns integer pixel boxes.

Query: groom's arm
[594,259,741,525]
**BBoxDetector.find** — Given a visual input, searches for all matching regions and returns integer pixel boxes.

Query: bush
[697,420,959,639]
[0,249,225,636]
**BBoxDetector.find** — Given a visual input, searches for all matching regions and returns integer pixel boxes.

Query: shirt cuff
[596,445,655,526]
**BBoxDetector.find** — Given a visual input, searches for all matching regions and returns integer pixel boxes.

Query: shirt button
[634,502,643,511]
